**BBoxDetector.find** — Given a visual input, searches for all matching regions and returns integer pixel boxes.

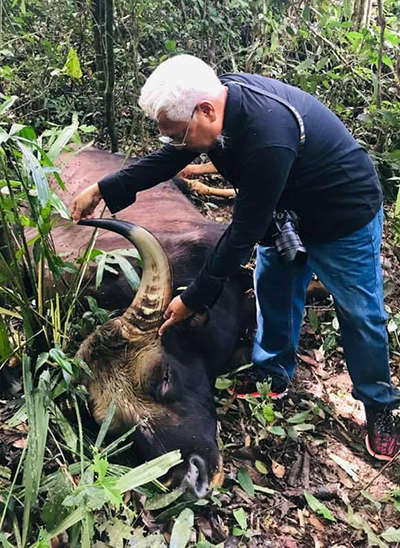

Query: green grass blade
[51,404,78,453]
[31,507,87,547]
[100,423,138,457]
[47,124,78,163]
[21,357,50,547]
[114,254,141,292]
[0,307,22,319]
[0,443,27,533]
[0,314,12,360]
[94,402,116,450]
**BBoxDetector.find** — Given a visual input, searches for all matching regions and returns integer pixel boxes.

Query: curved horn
[78,219,172,332]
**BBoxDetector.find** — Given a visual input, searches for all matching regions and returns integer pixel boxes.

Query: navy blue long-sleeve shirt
[98,73,382,312]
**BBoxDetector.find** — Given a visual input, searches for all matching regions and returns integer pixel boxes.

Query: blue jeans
[252,207,400,409]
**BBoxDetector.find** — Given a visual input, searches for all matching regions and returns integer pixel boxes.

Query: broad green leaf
[0,95,18,115]
[343,0,352,19]
[237,468,254,496]
[165,40,177,52]
[0,465,11,480]
[255,460,268,474]
[233,507,247,530]
[100,477,123,509]
[49,348,74,376]
[267,425,286,437]
[15,140,51,207]
[287,410,311,424]
[115,450,182,492]
[79,124,97,133]
[304,491,336,522]
[35,352,49,374]
[263,402,275,423]
[63,485,106,511]
[215,377,232,390]
[50,192,71,219]
[64,48,83,80]
[381,527,400,542]
[47,124,79,163]
[14,125,37,142]
[0,127,9,144]
[384,31,400,46]
[170,508,194,548]
[382,54,393,68]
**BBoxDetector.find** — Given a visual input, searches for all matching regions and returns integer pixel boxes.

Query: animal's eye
[157,363,181,402]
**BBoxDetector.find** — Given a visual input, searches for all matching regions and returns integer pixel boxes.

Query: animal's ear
[76,318,130,363]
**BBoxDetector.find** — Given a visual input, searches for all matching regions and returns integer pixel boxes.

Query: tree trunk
[104,0,118,152]
[376,0,385,110]
[353,0,373,30]
[92,0,105,85]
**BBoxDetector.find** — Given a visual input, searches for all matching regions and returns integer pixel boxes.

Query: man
[71,54,400,461]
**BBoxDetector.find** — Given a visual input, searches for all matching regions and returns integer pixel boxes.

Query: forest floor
[1,170,400,548]
[176,171,400,547]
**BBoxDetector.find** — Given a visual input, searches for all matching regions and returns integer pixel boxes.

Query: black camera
[271,210,307,265]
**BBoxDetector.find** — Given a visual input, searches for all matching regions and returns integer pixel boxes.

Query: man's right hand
[70,183,103,222]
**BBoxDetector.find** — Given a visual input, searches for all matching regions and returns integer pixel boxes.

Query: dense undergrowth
[1,0,400,546]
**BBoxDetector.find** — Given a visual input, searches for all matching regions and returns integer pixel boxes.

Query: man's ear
[197,101,217,122]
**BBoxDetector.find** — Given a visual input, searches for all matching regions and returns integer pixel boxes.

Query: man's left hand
[159,296,193,335]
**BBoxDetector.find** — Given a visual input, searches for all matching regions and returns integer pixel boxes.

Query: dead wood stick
[186,179,236,198]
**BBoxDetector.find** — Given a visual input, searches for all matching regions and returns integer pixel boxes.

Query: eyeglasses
[158,109,196,149]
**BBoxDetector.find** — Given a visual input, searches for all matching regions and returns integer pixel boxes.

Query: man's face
[157,101,223,153]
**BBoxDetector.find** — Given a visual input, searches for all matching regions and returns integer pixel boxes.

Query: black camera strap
[228,80,306,155]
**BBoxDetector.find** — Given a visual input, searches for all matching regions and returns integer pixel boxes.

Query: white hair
[139,55,224,122]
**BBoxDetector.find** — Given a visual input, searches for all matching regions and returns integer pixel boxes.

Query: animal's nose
[183,454,211,499]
